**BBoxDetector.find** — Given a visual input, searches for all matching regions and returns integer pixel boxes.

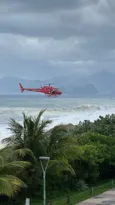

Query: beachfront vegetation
[1,110,115,204]
[0,147,30,203]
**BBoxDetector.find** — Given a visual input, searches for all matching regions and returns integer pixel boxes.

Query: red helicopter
[19,83,62,97]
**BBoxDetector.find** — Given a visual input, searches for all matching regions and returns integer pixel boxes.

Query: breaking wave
[0,98,115,141]
[0,104,114,114]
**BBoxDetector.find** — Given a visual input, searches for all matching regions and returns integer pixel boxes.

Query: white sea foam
[0,103,115,141]
[0,96,115,147]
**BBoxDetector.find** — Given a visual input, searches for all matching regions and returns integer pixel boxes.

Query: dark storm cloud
[0,0,96,12]
[0,0,114,79]
[0,0,100,38]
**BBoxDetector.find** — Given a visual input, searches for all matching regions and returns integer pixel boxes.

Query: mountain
[73,84,98,96]
[47,71,115,95]
[0,76,98,96]
[1,70,115,96]
[86,71,115,93]
[42,75,89,94]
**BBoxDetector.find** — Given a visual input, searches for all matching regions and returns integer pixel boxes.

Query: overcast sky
[0,0,115,80]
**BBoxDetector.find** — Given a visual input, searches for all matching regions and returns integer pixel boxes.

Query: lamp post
[39,156,50,205]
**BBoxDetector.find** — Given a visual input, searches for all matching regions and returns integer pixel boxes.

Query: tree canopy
[1,111,115,204]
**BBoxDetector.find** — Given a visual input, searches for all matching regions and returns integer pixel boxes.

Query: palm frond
[8,119,23,135]
[14,148,37,162]
[33,110,52,137]
[1,136,18,146]
[0,161,30,175]
[33,109,46,126]
[0,175,27,197]
[48,158,75,176]
[38,119,52,132]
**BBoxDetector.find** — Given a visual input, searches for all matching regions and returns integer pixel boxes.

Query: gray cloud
[0,0,114,79]
[0,0,96,13]
[0,0,101,38]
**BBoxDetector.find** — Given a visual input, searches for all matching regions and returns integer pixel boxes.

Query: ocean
[0,95,115,143]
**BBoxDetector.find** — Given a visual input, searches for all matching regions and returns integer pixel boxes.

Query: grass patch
[30,180,115,205]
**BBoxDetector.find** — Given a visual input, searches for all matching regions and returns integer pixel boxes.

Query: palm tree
[2,110,81,189]
[1,110,52,195]
[0,147,30,197]
[2,109,52,156]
